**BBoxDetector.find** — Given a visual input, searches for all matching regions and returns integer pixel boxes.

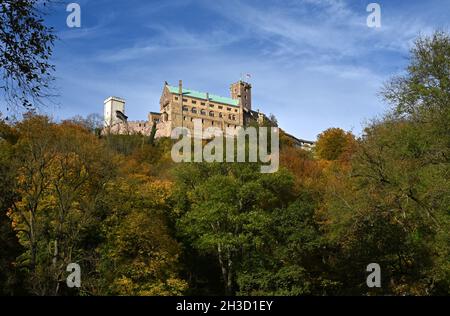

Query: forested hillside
[0,32,449,296]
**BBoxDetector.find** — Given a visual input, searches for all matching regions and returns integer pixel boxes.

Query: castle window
[219,113,223,118]
[182,106,188,111]
[191,107,197,114]
[218,105,223,109]
[227,107,232,111]
[200,109,206,115]
[209,111,214,117]
[201,102,206,106]
[183,98,188,102]
[174,96,179,101]
[235,109,238,113]
[211,121,214,126]
[192,100,197,104]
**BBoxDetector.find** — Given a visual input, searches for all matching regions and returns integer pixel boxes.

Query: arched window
[209,111,214,117]
[191,107,197,114]
[200,109,206,115]
[182,106,188,111]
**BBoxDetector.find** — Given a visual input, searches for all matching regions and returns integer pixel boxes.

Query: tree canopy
[0,31,449,296]
[0,0,56,110]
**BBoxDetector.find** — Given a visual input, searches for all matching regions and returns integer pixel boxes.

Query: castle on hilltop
[103,80,266,138]
[103,80,314,146]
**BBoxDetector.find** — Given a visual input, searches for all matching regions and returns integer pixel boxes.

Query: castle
[103,80,314,146]
[103,80,266,138]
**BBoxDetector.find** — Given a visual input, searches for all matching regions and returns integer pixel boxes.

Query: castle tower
[104,96,126,127]
[231,80,252,111]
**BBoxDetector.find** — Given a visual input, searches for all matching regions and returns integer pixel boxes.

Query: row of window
[182,106,237,120]
[174,96,238,112]
[183,116,238,128]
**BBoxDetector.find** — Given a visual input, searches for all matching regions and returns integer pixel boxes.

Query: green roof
[167,85,239,107]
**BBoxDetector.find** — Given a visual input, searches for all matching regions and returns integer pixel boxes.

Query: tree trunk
[217,243,233,295]
[30,209,36,270]
[227,249,233,295]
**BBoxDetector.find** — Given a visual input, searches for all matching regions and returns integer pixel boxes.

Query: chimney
[178,80,183,95]
[206,92,209,101]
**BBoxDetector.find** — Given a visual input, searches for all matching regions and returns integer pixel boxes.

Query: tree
[279,145,324,192]
[268,113,278,127]
[7,116,115,295]
[315,128,357,161]
[97,169,187,296]
[148,121,157,145]
[174,162,296,295]
[68,113,104,136]
[0,0,56,109]
[8,115,56,286]
[237,192,339,295]
[322,31,450,295]
[0,119,24,295]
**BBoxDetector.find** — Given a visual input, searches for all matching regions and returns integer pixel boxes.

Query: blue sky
[17,0,450,140]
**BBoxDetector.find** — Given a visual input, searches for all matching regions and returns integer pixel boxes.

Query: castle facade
[103,80,266,138]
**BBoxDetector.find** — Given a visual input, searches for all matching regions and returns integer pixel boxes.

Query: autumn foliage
[0,31,449,296]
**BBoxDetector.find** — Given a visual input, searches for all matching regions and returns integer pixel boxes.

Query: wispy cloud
[42,0,450,140]
[96,25,243,63]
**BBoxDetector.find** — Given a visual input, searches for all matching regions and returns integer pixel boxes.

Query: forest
[0,0,449,297]
[0,31,449,296]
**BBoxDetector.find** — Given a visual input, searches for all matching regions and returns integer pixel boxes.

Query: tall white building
[103,96,126,128]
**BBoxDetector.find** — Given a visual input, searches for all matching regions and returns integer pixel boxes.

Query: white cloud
[49,0,450,141]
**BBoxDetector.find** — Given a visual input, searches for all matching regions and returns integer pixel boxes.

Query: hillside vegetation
[0,32,449,296]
